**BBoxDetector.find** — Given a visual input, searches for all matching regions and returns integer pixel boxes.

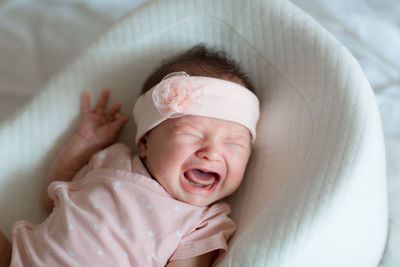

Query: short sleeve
[71,143,133,182]
[170,202,236,264]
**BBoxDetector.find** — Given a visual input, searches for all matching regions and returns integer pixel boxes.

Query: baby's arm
[41,90,129,213]
[166,251,218,267]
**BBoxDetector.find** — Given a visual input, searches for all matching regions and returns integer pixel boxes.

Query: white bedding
[0,0,398,266]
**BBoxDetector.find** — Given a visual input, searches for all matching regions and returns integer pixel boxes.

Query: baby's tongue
[185,169,216,186]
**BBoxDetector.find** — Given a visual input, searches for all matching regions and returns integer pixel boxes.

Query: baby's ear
[138,134,148,159]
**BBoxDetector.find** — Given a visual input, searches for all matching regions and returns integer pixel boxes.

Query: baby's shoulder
[90,143,133,169]
[96,142,131,156]
[103,142,131,153]
[200,201,232,221]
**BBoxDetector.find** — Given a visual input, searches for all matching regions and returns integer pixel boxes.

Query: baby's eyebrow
[172,123,203,134]
[173,119,203,129]
[226,134,251,143]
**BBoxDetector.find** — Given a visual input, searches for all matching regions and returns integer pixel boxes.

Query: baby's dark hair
[141,44,254,94]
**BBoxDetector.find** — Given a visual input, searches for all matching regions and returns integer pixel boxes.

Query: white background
[0,0,398,265]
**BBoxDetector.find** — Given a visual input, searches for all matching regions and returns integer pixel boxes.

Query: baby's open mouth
[183,169,219,189]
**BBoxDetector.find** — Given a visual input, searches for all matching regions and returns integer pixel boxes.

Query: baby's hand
[78,89,129,150]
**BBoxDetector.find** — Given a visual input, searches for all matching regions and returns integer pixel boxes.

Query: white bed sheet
[0,0,398,266]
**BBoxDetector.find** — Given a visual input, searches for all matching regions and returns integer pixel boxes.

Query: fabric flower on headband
[152,71,204,118]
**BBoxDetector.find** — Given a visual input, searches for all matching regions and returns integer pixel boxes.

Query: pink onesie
[11,143,236,266]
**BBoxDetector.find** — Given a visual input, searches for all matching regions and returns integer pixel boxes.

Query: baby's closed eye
[176,132,203,143]
[225,142,247,150]
[224,136,250,150]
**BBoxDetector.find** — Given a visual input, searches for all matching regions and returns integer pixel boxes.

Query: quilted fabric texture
[0,0,387,266]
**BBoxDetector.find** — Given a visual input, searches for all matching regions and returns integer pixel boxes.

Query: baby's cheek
[229,166,245,178]
[226,167,246,192]
[232,155,249,174]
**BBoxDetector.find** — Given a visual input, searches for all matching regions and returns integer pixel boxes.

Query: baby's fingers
[109,114,129,133]
[81,91,91,115]
[108,102,122,119]
[95,89,110,114]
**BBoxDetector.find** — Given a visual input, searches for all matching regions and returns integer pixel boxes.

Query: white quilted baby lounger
[0,0,388,266]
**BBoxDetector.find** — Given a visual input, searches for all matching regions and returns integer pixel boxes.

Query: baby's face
[139,115,251,207]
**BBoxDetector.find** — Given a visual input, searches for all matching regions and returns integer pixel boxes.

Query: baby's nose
[196,143,222,161]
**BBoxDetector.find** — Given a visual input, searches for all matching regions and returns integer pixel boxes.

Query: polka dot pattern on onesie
[11,148,235,266]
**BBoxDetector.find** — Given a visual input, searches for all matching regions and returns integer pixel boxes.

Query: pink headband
[133,71,260,144]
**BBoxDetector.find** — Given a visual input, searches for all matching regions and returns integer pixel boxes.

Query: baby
[0,44,259,267]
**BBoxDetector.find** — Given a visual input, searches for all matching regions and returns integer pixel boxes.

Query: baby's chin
[171,186,215,207]
[179,196,215,207]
